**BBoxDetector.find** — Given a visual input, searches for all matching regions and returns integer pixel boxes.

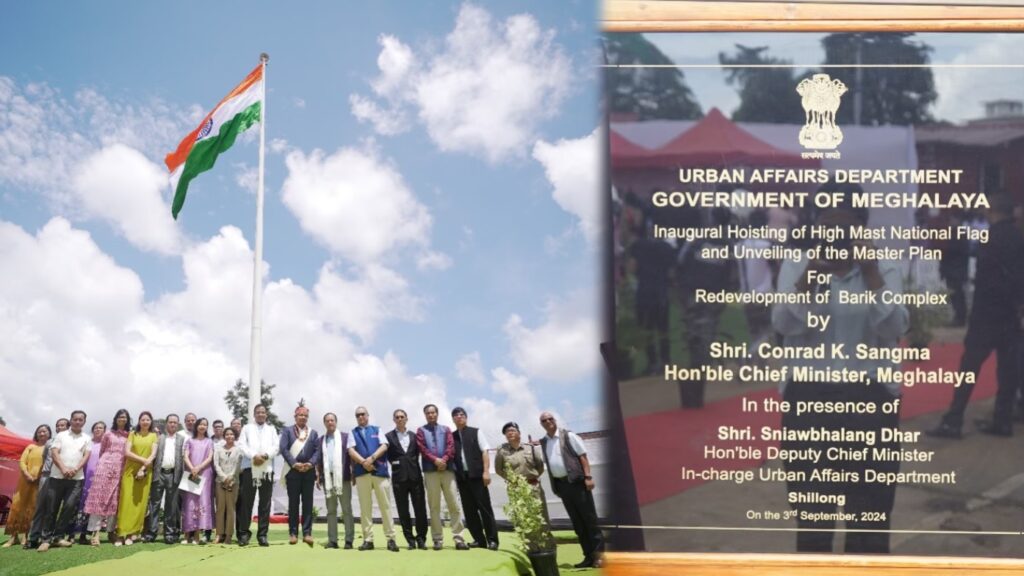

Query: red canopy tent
[614,108,818,169]
[0,425,32,500]
[610,129,657,168]
[0,425,30,461]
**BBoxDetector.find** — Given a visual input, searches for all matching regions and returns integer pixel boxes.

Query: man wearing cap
[317,412,355,549]
[494,422,548,522]
[451,407,498,551]
[386,409,428,550]
[347,406,399,552]
[416,404,469,551]
[280,402,320,546]
[539,411,603,569]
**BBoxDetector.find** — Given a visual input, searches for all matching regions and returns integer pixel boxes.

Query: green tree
[821,33,936,125]
[224,379,284,429]
[604,33,702,120]
[719,44,806,124]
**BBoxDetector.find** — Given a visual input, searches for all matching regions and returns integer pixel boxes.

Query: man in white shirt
[539,411,602,568]
[143,414,185,543]
[38,410,92,552]
[178,412,196,440]
[237,404,279,547]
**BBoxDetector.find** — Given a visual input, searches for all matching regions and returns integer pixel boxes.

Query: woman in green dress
[116,411,158,545]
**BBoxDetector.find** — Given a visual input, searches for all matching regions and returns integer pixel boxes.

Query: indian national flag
[166,64,263,219]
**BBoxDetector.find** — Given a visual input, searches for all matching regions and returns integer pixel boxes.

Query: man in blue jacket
[347,406,398,552]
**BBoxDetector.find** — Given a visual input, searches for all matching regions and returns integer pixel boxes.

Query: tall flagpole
[248,52,268,419]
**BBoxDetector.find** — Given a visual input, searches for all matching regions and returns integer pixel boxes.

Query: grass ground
[0,526,597,576]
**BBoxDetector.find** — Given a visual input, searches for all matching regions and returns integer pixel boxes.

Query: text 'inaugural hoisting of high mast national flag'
[165,64,263,219]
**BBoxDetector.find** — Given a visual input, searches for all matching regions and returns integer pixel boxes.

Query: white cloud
[932,34,1023,123]
[372,35,416,96]
[0,77,194,252]
[293,97,306,109]
[416,250,453,271]
[281,144,433,264]
[461,367,548,440]
[350,3,572,163]
[349,94,408,136]
[72,144,181,255]
[504,291,601,383]
[269,138,290,154]
[313,263,423,343]
[533,128,601,245]
[455,351,486,385]
[234,162,259,194]
[0,217,453,436]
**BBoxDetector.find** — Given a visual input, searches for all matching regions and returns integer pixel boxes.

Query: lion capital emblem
[797,74,848,150]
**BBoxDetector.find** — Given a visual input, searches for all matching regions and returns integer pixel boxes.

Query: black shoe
[344,541,353,550]
[574,557,595,569]
[417,538,427,550]
[141,536,155,544]
[359,541,374,551]
[387,540,400,552]
[976,420,1012,437]
[455,541,469,551]
[487,541,499,551]
[433,541,444,551]
[325,541,339,549]
[407,541,416,550]
[925,422,962,439]
[470,540,486,549]
[77,534,89,545]
[258,538,269,547]
[237,537,248,547]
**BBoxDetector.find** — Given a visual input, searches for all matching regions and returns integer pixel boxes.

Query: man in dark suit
[279,403,320,546]
[386,409,428,550]
[143,413,185,543]
[451,407,498,550]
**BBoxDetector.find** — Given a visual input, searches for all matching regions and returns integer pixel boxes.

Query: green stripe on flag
[172,101,261,219]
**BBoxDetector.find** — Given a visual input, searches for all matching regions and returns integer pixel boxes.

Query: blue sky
[0,2,603,438]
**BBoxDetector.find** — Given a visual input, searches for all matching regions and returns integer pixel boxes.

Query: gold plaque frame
[602,1,1024,573]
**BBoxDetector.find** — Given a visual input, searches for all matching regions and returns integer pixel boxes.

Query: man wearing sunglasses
[348,407,398,552]
[539,411,603,569]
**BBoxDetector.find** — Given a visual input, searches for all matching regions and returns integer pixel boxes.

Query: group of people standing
[3,402,604,569]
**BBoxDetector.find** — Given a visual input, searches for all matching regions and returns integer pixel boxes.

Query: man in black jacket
[930,194,1024,438]
[386,409,428,550]
[451,407,498,550]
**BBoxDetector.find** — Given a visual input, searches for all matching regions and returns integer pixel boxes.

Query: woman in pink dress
[83,409,131,546]
[182,417,215,544]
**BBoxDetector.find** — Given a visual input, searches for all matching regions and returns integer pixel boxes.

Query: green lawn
[0,526,597,576]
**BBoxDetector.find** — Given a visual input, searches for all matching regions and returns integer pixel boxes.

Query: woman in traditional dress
[116,411,158,546]
[84,409,131,546]
[72,421,107,544]
[181,417,215,545]
[2,425,50,547]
